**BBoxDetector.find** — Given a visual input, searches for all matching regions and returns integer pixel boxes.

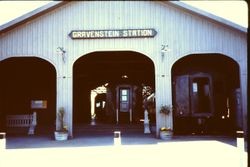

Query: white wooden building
[0,1,247,138]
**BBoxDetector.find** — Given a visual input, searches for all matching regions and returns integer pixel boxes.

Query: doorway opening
[0,57,56,135]
[172,54,240,135]
[73,51,155,135]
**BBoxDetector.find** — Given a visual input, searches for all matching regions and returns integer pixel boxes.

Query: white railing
[6,112,37,135]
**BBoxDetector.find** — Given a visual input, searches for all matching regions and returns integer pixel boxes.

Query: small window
[192,77,209,94]
[193,83,198,92]
[121,96,128,101]
[120,89,129,102]
[121,89,128,95]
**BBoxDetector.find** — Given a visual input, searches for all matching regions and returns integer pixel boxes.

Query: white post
[32,112,37,126]
[144,109,151,134]
[28,112,37,135]
[0,132,6,150]
[56,52,73,138]
[155,74,173,137]
[236,131,245,167]
[56,76,73,137]
[114,131,121,146]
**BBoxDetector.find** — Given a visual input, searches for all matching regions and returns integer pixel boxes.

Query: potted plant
[159,127,173,140]
[54,107,68,141]
[159,105,173,140]
[159,104,172,115]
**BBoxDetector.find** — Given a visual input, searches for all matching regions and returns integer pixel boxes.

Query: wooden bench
[6,112,37,135]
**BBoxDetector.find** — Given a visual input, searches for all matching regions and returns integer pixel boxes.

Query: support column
[240,74,247,141]
[56,52,73,138]
[155,74,173,138]
[56,76,73,137]
[155,49,174,138]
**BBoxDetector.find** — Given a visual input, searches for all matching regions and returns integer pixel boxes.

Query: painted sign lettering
[69,29,157,39]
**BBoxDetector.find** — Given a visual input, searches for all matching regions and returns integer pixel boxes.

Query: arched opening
[171,54,241,135]
[0,57,56,134]
[73,51,155,134]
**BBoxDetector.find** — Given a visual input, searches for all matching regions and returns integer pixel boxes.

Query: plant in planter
[159,104,172,115]
[54,107,68,141]
[159,105,173,140]
[159,127,173,140]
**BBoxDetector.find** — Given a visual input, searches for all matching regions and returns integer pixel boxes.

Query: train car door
[190,74,214,117]
[173,75,190,117]
[173,75,191,133]
[116,85,132,124]
[173,74,214,133]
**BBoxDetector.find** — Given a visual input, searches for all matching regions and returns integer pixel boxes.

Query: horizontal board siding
[0,1,246,65]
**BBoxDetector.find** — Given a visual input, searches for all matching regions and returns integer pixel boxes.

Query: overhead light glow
[122,75,128,79]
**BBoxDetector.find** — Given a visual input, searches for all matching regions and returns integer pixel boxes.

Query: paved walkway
[4,133,237,149]
[0,134,248,167]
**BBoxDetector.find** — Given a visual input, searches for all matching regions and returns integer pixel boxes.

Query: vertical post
[129,86,132,123]
[0,132,6,150]
[236,130,245,167]
[32,112,37,126]
[114,131,121,146]
[28,112,37,135]
[155,74,173,138]
[56,50,73,138]
[236,130,244,149]
[116,109,119,124]
[57,76,73,137]
[129,109,132,123]
[144,109,151,134]
[116,87,119,124]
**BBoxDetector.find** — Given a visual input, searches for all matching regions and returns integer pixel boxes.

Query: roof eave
[166,1,247,34]
[0,1,69,34]
[0,1,247,35]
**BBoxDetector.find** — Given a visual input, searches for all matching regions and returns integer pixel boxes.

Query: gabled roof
[0,1,69,34]
[0,1,247,34]
[166,1,247,33]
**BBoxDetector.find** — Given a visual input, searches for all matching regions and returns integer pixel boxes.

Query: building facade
[0,1,247,138]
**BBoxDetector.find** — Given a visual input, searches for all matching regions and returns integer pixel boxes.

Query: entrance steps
[73,123,145,135]
[5,124,151,136]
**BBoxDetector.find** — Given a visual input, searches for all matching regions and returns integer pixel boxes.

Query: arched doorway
[171,54,241,135]
[73,51,155,133]
[0,57,56,134]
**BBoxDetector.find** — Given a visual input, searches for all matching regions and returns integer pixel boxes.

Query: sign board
[69,28,157,39]
[31,100,47,109]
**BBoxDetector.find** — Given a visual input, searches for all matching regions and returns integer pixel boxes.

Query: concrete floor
[0,133,248,167]
[4,133,238,148]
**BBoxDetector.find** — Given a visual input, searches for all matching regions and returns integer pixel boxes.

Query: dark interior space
[73,51,155,126]
[0,57,56,132]
[171,54,240,135]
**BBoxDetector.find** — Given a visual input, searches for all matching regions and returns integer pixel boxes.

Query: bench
[6,112,37,135]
